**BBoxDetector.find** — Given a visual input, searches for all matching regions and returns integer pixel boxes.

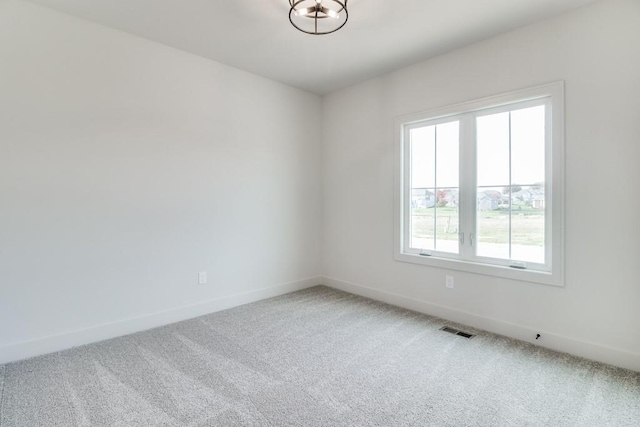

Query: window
[394,82,564,286]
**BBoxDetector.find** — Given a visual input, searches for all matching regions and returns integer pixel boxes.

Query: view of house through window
[475,105,545,263]
[408,102,547,266]
[410,121,460,254]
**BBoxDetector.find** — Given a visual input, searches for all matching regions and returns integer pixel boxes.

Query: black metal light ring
[289,0,349,35]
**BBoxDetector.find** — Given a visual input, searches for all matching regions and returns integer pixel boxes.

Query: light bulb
[326,10,339,19]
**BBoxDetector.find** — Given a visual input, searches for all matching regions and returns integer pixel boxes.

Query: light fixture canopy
[289,0,348,35]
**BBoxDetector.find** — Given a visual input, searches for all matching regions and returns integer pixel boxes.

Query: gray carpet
[1,286,639,426]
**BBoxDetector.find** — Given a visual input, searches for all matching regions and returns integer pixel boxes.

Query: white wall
[322,0,640,371]
[0,0,322,362]
[2,0,639,372]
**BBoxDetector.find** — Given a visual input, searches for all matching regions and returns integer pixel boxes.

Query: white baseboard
[322,276,640,373]
[0,276,322,365]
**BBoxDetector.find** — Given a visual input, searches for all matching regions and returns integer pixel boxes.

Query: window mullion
[403,126,412,253]
[508,112,513,260]
[433,126,438,250]
[459,114,476,261]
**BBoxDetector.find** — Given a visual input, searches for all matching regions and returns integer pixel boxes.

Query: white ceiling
[27,0,599,94]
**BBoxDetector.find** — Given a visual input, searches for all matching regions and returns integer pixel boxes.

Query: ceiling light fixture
[289,0,348,35]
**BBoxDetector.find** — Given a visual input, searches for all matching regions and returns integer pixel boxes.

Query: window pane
[410,125,436,250]
[410,126,435,188]
[511,106,545,186]
[410,122,460,254]
[435,189,459,253]
[476,106,547,263]
[477,112,509,187]
[436,121,459,188]
[476,186,510,259]
[510,185,545,263]
[410,190,435,250]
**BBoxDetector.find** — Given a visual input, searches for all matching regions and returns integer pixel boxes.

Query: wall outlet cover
[198,271,207,285]
[446,275,454,289]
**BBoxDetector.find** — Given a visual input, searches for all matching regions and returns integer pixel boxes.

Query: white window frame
[394,82,565,286]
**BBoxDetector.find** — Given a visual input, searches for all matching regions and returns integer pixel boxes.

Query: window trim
[394,82,565,286]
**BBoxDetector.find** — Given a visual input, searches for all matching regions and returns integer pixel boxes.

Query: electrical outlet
[198,271,207,285]
[446,275,454,289]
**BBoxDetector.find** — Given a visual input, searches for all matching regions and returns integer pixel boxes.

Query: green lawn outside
[411,206,544,246]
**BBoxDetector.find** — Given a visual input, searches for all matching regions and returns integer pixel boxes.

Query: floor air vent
[440,326,475,339]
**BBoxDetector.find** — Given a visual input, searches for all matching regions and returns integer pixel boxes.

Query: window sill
[394,251,563,287]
